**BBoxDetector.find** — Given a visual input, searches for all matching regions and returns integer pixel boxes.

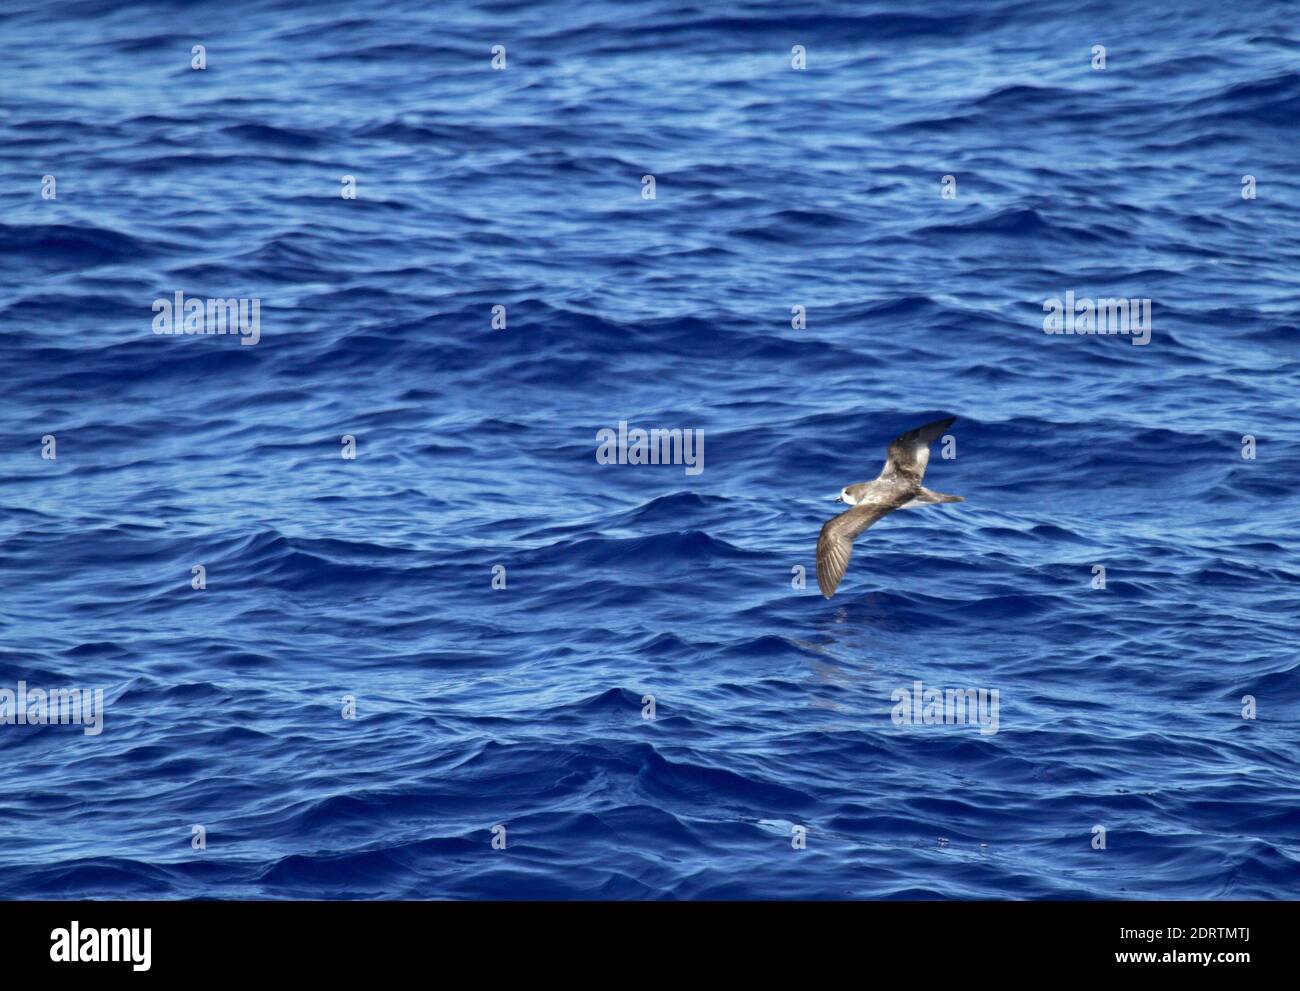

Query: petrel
[816,416,963,599]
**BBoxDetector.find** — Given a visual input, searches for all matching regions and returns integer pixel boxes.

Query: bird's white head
[835,487,856,506]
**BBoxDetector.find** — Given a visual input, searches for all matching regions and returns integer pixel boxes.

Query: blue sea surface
[2,0,1298,899]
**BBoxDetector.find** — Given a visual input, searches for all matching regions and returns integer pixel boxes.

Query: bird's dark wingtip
[914,415,956,438]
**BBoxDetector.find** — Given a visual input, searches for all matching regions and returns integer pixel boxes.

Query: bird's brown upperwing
[816,500,902,599]
[881,416,955,484]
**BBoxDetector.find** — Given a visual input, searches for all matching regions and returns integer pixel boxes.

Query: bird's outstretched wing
[816,502,897,599]
[881,416,955,484]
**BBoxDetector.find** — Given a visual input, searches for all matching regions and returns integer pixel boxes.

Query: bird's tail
[917,487,963,504]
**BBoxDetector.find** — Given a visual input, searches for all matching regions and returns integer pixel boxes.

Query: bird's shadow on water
[791,590,914,731]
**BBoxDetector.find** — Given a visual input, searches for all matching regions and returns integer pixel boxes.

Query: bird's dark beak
[831,493,842,502]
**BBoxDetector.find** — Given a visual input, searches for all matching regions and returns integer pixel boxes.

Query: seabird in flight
[816,416,963,599]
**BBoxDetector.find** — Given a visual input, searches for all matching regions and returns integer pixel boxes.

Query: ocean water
[2,0,1298,900]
